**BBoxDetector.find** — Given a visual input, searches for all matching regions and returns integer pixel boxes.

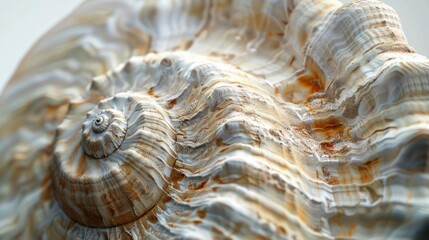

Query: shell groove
[1,0,429,239]
[51,93,176,228]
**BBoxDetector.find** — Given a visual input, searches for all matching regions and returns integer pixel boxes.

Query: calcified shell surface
[1,0,429,239]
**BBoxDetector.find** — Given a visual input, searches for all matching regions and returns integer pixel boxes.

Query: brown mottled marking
[197,209,206,218]
[76,154,87,177]
[363,157,380,168]
[215,137,223,146]
[358,157,379,183]
[147,87,154,96]
[111,211,137,227]
[327,177,339,185]
[147,211,158,224]
[299,31,308,46]
[212,226,224,236]
[41,172,53,202]
[343,127,353,141]
[322,167,339,185]
[257,235,270,240]
[213,174,225,184]
[320,141,335,154]
[297,73,322,94]
[307,64,325,88]
[121,180,141,200]
[247,13,268,29]
[346,223,357,237]
[313,117,345,139]
[358,165,373,183]
[170,169,186,189]
[167,99,177,109]
[277,226,288,235]
[193,179,209,190]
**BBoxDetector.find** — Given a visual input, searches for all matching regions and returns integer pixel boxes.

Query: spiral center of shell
[92,114,109,133]
[95,116,103,125]
[51,94,176,228]
[82,109,127,159]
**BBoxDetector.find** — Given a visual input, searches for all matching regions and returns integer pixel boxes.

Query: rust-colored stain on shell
[1,0,429,239]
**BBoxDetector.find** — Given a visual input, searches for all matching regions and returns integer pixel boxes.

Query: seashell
[51,93,176,228]
[1,0,429,239]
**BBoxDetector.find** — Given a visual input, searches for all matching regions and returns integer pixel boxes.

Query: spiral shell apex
[2,0,429,239]
[51,93,176,227]
[82,108,127,159]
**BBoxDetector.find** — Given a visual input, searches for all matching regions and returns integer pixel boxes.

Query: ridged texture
[1,0,429,239]
[81,108,127,158]
[51,93,176,228]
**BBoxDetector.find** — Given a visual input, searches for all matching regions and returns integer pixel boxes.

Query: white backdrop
[0,0,427,93]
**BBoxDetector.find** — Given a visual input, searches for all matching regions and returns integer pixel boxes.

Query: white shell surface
[1,0,429,239]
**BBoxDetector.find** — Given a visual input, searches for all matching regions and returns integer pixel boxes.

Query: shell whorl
[1,0,429,239]
[51,93,176,227]
[82,108,127,158]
